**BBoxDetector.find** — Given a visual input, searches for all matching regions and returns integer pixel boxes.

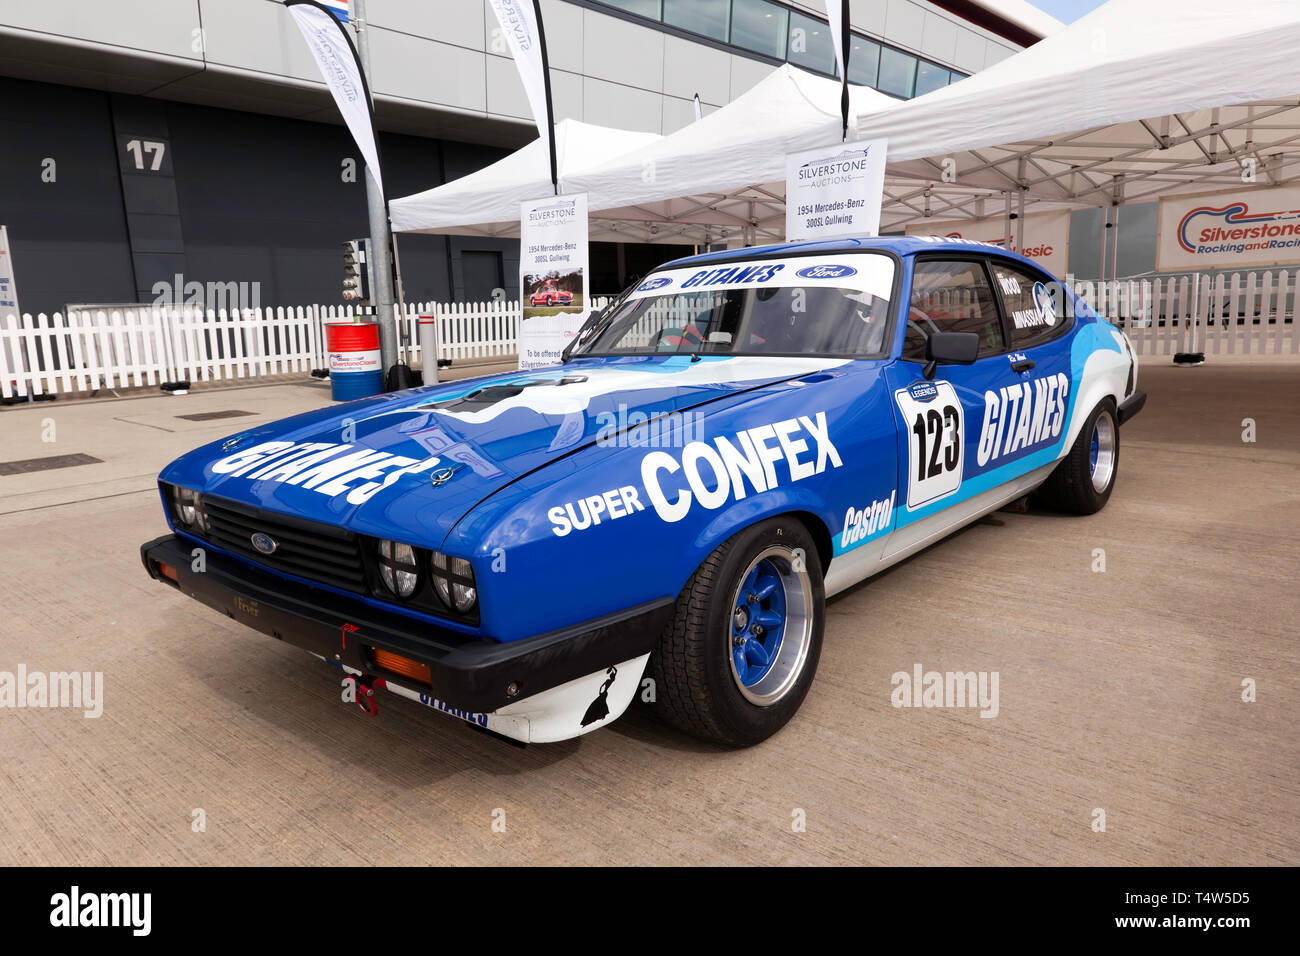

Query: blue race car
[141,237,1145,746]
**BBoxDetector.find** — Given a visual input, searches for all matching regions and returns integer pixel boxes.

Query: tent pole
[1002,192,1011,249]
[1016,188,1026,252]
[1110,204,1121,282]
[1098,207,1108,284]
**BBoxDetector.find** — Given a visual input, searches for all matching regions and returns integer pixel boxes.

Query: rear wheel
[648,517,824,747]
[1036,399,1119,514]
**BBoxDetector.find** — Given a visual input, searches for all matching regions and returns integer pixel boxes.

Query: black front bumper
[141,534,673,714]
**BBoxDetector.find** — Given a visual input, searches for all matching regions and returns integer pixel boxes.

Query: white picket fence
[1,272,1296,399]
[1073,270,1299,357]
[0,299,574,400]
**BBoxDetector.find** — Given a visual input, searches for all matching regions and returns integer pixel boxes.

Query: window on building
[787,10,837,75]
[903,259,1004,361]
[730,0,788,58]
[847,34,881,87]
[601,0,662,18]
[878,47,918,98]
[914,61,951,97]
[663,0,729,42]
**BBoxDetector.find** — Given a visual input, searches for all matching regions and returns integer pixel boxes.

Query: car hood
[161,354,851,546]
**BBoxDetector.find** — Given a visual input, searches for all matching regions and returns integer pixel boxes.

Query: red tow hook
[343,673,387,717]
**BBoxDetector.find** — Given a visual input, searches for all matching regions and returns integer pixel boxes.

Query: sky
[1028,0,1109,23]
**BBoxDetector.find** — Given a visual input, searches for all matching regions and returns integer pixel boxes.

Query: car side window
[989,261,1074,349]
[901,259,1004,362]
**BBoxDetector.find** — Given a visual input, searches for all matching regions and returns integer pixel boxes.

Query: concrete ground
[0,363,1296,865]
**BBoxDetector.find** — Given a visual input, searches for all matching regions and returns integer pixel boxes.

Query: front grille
[201,496,367,594]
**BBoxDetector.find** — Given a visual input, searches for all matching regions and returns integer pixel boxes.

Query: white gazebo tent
[392,0,1300,263]
[860,0,1300,253]
[390,65,906,246]
[388,118,661,241]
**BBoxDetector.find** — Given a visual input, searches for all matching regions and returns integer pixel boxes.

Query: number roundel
[896,382,964,509]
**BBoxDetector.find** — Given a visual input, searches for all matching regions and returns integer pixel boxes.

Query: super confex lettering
[976,373,1069,467]
[210,441,443,505]
[642,411,841,523]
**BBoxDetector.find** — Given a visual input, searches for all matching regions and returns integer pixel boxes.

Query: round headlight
[451,557,477,612]
[171,486,197,526]
[378,540,419,598]
[430,551,451,606]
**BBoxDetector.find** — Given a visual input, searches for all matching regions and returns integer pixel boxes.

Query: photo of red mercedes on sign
[528,277,573,307]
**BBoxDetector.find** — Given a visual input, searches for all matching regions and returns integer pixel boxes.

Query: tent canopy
[867,0,1300,230]
[388,118,660,237]
[392,0,1300,243]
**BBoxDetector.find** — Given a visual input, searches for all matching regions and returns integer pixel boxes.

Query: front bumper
[141,534,672,714]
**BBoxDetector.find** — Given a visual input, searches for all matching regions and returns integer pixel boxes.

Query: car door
[882,255,1022,555]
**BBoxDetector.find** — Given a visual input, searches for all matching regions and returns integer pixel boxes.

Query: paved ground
[0,363,1296,865]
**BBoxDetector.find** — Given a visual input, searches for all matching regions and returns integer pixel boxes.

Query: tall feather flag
[285,0,383,196]
[487,0,559,194]
[825,0,851,141]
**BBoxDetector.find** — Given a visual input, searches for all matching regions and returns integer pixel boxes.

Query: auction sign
[906,209,1071,275]
[519,193,589,370]
[786,138,887,242]
[0,225,19,319]
[1157,185,1300,271]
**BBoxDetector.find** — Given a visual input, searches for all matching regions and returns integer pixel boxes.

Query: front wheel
[1036,399,1119,514]
[648,517,824,747]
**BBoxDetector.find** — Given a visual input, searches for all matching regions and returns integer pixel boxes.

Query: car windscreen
[572,253,896,359]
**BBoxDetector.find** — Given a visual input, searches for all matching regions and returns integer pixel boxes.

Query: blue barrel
[326,321,383,401]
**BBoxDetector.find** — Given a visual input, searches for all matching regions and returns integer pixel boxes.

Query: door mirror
[923,330,979,379]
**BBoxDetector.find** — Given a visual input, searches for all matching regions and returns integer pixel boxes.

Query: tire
[648,516,824,747]
[1035,399,1119,515]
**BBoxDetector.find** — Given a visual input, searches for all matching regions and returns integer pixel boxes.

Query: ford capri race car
[142,237,1145,747]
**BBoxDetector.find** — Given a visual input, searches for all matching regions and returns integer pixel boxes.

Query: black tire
[1035,399,1119,515]
[648,516,825,747]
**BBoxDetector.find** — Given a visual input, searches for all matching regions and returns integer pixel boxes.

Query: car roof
[655,235,1048,274]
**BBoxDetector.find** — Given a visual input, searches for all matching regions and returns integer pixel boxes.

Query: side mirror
[923,330,979,380]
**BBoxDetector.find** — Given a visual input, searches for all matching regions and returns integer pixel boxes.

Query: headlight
[377,540,419,599]
[430,551,477,612]
[168,485,209,533]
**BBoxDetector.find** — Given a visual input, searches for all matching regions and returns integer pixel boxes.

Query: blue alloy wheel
[727,546,815,706]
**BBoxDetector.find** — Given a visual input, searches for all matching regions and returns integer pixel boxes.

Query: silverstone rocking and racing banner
[519,192,589,370]
[1156,184,1300,271]
[906,209,1071,275]
[785,138,888,242]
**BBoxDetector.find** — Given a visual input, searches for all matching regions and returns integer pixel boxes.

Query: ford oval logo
[250,532,278,555]
[637,276,672,291]
[796,264,858,280]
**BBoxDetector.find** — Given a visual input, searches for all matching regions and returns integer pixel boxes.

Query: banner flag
[825,0,851,141]
[488,0,559,193]
[519,193,589,370]
[285,0,383,197]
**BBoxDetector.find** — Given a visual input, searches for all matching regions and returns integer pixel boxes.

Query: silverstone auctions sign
[905,209,1070,275]
[786,138,887,242]
[1157,185,1300,271]
[519,193,589,370]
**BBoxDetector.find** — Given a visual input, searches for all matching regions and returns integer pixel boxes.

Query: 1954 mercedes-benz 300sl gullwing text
[142,237,1145,747]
